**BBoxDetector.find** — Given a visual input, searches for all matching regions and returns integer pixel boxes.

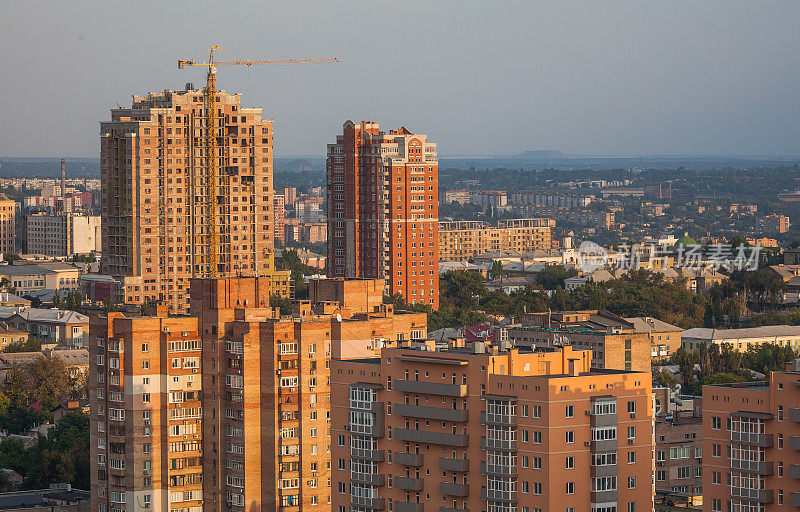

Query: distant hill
[514,150,575,160]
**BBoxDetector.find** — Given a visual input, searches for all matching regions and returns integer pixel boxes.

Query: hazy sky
[2,1,800,158]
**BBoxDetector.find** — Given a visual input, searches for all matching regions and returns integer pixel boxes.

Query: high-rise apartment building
[23,213,101,256]
[332,341,654,512]
[90,310,203,512]
[90,276,427,512]
[327,121,439,308]
[274,195,286,245]
[0,196,17,254]
[438,218,554,262]
[703,365,800,512]
[100,87,285,313]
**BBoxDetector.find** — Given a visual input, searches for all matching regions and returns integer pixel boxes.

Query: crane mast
[178,45,338,279]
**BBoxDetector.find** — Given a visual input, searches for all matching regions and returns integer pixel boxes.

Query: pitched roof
[13,308,88,325]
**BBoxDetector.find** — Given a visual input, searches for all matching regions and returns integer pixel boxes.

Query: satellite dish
[336,313,342,322]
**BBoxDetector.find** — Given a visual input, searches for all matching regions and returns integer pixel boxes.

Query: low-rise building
[624,317,683,359]
[0,196,17,255]
[682,325,800,352]
[0,262,81,295]
[0,308,89,347]
[511,310,652,372]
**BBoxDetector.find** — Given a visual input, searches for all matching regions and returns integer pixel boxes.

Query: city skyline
[3,2,800,158]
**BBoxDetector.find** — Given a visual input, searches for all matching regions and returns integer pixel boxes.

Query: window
[627,400,635,414]
[656,470,665,481]
[565,431,574,444]
[627,426,635,439]
[712,444,721,457]
[533,482,542,495]
[566,456,574,469]
[566,482,574,494]
[627,451,635,464]
[712,471,721,484]
[627,476,635,489]
[565,405,574,418]
[712,416,721,430]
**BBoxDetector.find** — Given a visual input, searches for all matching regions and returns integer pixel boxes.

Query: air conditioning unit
[584,441,591,446]
[628,439,634,444]
[143,470,150,475]
[630,412,636,418]
[585,410,591,415]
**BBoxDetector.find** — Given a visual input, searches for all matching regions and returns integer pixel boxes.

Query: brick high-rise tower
[100,87,286,313]
[326,121,439,308]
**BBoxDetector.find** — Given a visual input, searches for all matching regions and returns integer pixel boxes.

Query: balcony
[591,490,618,504]
[480,411,516,426]
[352,472,385,486]
[440,508,468,512]
[788,464,800,479]
[395,502,424,512]
[480,488,517,503]
[394,452,424,466]
[730,487,773,503]
[788,492,800,507]
[590,413,618,427]
[590,439,618,452]
[393,379,467,397]
[788,407,800,423]
[590,464,618,478]
[395,476,424,491]
[395,429,469,447]
[350,496,385,510]
[396,404,469,422]
[439,483,469,497]
[730,460,773,475]
[485,459,521,476]
[439,457,470,472]
[351,448,385,462]
[480,437,517,451]
[730,432,773,448]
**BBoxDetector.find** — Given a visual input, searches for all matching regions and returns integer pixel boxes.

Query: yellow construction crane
[178,44,338,278]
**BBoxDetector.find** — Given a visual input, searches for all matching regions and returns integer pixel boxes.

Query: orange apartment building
[703,363,800,512]
[90,277,427,512]
[90,310,203,512]
[274,195,286,245]
[437,218,554,262]
[326,121,439,308]
[100,86,289,313]
[332,342,654,512]
[0,196,17,254]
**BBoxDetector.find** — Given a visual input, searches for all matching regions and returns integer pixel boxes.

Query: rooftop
[683,325,800,341]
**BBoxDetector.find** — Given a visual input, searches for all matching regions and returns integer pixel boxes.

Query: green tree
[26,356,71,414]
[3,338,41,353]
[536,265,578,290]
[439,271,486,309]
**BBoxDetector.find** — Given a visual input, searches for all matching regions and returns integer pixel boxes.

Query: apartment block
[438,219,554,262]
[100,87,279,313]
[23,213,101,256]
[274,195,286,245]
[508,191,594,209]
[90,276,427,512]
[90,312,203,512]
[702,365,800,512]
[655,414,703,503]
[0,196,17,254]
[327,121,439,307]
[331,342,654,512]
[511,311,652,372]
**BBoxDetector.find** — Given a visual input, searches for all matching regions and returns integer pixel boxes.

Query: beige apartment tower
[100,87,281,312]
